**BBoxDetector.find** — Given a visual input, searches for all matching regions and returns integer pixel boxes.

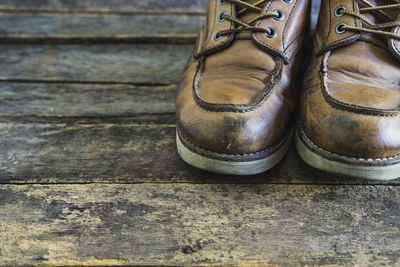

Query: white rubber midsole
[295,130,400,181]
[176,131,292,175]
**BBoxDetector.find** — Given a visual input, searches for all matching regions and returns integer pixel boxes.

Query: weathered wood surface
[0,1,320,43]
[1,0,399,266]
[0,183,399,266]
[0,14,204,43]
[1,121,399,185]
[0,43,398,184]
[0,0,322,14]
[0,83,176,116]
[0,44,192,84]
[0,0,209,14]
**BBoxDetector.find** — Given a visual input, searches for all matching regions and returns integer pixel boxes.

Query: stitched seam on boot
[192,56,283,113]
[321,51,400,117]
[299,125,400,162]
[178,127,290,158]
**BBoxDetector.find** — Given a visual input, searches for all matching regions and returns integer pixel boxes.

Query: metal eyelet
[214,31,222,41]
[219,0,225,6]
[334,6,346,17]
[264,27,277,38]
[218,11,227,22]
[273,9,285,21]
[283,0,293,3]
[335,23,347,34]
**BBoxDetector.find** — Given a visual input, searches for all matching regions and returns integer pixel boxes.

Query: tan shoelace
[337,0,400,40]
[217,0,280,38]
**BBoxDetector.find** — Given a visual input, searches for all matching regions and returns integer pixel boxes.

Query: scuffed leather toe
[301,72,400,160]
[177,100,293,156]
[176,57,295,156]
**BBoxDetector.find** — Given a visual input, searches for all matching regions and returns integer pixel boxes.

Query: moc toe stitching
[300,55,400,160]
[320,50,400,117]
[192,57,284,113]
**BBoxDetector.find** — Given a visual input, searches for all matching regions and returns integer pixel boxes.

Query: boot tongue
[356,0,400,61]
[366,0,399,17]
[357,0,399,25]
[366,0,400,61]
[236,0,266,22]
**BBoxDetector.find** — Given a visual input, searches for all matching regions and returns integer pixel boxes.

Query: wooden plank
[0,2,320,43]
[0,183,398,266]
[0,83,175,116]
[1,121,398,185]
[0,44,192,84]
[0,0,209,14]
[0,13,204,43]
[0,0,321,14]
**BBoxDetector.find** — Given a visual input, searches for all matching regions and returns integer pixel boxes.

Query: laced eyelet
[218,11,227,22]
[334,6,346,17]
[214,31,223,41]
[219,0,225,6]
[273,9,285,21]
[283,0,293,3]
[335,23,347,34]
[264,27,277,38]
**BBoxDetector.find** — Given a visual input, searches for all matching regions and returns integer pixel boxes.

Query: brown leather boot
[176,0,310,175]
[296,0,400,180]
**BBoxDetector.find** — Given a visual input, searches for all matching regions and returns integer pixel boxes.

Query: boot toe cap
[300,85,400,159]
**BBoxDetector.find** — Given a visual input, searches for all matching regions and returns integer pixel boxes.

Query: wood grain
[0,183,398,266]
[0,82,176,116]
[0,0,209,14]
[0,0,322,14]
[0,1,320,43]
[1,121,398,185]
[3,1,397,267]
[0,44,192,84]
[0,13,204,43]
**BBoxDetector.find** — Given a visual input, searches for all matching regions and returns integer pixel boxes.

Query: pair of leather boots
[176,0,400,180]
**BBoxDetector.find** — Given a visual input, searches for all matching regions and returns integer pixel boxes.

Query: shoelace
[337,0,400,40]
[216,0,280,38]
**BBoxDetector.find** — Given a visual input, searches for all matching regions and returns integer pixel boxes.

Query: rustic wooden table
[0,0,399,266]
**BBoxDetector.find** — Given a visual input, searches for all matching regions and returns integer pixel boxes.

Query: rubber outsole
[176,131,292,175]
[295,129,400,181]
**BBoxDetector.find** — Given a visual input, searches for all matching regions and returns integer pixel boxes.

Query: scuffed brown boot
[296,0,400,180]
[176,0,310,175]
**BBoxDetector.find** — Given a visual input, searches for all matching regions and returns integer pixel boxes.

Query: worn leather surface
[194,0,236,58]
[300,0,400,160]
[313,0,362,54]
[176,0,310,159]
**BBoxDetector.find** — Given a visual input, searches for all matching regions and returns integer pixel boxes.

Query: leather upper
[313,0,362,54]
[300,0,400,160]
[176,0,310,158]
[194,0,309,62]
